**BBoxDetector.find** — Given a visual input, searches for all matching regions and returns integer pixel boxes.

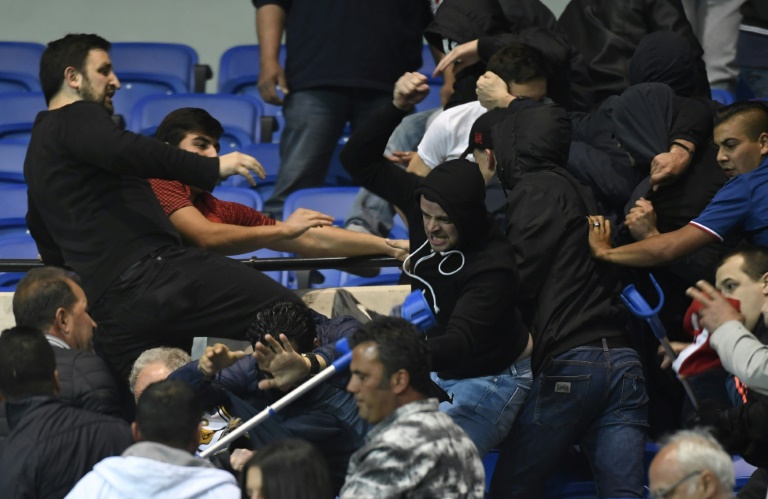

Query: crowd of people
[1,0,768,497]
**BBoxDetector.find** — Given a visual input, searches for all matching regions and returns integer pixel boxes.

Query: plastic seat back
[0,42,45,92]
[211,186,264,212]
[0,140,28,183]
[0,92,46,141]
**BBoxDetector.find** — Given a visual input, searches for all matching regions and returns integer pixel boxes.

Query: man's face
[713,116,768,178]
[78,49,121,114]
[65,279,97,351]
[648,446,706,499]
[509,77,547,102]
[133,363,171,402]
[420,196,459,252]
[346,342,398,424]
[716,255,765,332]
[178,132,220,158]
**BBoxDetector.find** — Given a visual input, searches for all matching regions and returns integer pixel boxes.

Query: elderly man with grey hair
[648,429,735,499]
[129,347,192,401]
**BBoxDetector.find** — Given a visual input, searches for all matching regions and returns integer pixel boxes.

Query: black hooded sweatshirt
[493,100,627,373]
[340,103,528,380]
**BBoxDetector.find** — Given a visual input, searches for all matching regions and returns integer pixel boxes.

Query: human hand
[198,343,248,377]
[649,146,690,192]
[253,333,310,391]
[587,215,612,259]
[257,60,288,105]
[219,152,266,186]
[657,342,690,369]
[385,238,410,261]
[384,151,416,166]
[686,280,745,332]
[393,72,430,111]
[433,40,480,77]
[229,448,255,472]
[282,208,335,238]
[477,71,514,110]
[625,198,660,241]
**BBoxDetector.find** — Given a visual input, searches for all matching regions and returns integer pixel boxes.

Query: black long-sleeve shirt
[24,101,219,302]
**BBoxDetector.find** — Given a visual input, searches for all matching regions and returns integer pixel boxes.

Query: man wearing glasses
[648,429,735,498]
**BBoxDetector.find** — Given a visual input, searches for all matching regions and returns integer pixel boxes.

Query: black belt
[119,247,169,280]
[582,336,631,349]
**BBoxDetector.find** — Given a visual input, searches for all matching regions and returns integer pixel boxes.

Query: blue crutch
[621,274,700,411]
[199,337,353,459]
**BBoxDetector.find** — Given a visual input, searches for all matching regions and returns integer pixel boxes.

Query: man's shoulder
[434,101,485,125]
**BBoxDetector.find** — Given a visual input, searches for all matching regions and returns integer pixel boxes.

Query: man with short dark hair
[25,33,302,382]
[66,379,239,498]
[148,107,407,259]
[590,101,768,266]
[0,327,132,498]
[340,317,485,499]
[0,267,124,444]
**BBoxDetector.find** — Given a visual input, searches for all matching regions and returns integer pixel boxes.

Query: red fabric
[673,297,742,377]
[150,179,276,227]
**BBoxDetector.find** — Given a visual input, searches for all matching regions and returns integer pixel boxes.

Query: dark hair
[13,267,79,332]
[714,102,768,141]
[155,107,224,147]
[240,439,333,499]
[349,317,433,396]
[487,42,547,86]
[0,326,57,400]
[40,33,111,104]
[136,379,203,450]
[721,244,768,282]
[246,301,316,353]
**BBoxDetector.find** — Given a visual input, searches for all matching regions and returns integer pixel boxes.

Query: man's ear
[131,421,142,442]
[761,272,768,291]
[54,306,69,335]
[485,149,496,172]
[390,369,410,395]
[759,132,768,155]
[64,66,82,90]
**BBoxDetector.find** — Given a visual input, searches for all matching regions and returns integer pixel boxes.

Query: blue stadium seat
[129,94,264,153]
[0,184,28,234]
[0,42,45,93]
[282,187,360,289]
[0,232,38,289]
[221,142,281,187]
[418,44,444,85]
[211,186,263,212]
[0,140,28,184]
[110,42,200,120]
[711,88,735,106]
[218,44,287,143]
[0,92,46,141]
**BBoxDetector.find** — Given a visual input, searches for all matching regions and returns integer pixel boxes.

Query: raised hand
[219,152,267,186]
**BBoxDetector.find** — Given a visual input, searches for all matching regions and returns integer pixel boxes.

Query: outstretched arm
[587,216,714,267]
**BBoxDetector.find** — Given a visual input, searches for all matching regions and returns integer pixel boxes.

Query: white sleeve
[709,320,768,396]
[416,112,453,168]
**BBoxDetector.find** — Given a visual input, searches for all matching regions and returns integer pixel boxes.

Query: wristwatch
[302,352,320,376]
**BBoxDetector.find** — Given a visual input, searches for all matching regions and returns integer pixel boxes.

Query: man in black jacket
[470,101,648,498]
[0,327,132,499]
[25,34,302,383]
[339,72,533,457]
[0,267,125,445]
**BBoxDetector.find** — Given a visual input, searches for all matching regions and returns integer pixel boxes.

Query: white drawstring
[401,239,467,315]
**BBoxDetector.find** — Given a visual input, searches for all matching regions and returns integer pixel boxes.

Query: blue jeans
[432,356,533,457]
[264,87,392,217]
[489,343,649,498]
[740,67,768,99]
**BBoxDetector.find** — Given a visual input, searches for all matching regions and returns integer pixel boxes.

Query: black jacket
[340,103,528,379]
[0,396,133,499]
[557,0,709,107]
[0,344,124,446]
[494,100,627,373]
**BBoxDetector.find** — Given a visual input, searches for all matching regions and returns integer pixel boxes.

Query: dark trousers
[89,245,301,382]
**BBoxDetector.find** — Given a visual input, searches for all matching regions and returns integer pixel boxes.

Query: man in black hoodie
[470,101,648,498]
[339,72,533,457]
